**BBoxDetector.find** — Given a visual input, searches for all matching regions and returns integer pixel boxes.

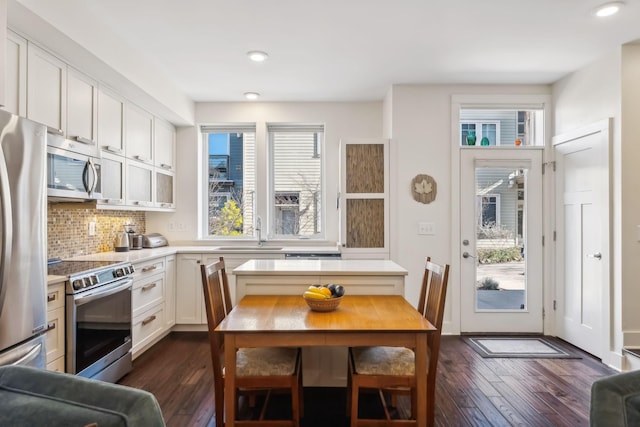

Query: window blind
[200,123,256,134]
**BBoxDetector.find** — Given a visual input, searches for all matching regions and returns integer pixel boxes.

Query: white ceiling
[13,0,640,103]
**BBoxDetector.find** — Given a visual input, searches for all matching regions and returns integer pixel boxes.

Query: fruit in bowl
[303,285,344,312]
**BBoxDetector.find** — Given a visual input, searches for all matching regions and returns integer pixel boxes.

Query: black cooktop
[47,259,121,277]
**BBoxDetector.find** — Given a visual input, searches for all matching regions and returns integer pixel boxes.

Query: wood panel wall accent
[346,144,384,193]
[346,199,384,248]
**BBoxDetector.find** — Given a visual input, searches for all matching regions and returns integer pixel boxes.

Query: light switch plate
[418,222,435,235]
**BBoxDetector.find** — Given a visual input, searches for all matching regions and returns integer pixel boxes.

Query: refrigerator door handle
[9,342,42,366]
[0,146,13,316]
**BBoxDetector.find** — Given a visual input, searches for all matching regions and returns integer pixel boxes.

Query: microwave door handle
[0,147,12,317]
[87,158,98,194]
[82,160,90,193]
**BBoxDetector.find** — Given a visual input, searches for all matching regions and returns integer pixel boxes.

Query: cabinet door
[3,31,26,116]
[339,139,389,257]
[98,151,126,206]
[175,254,204,324]
[126,159,153,208]
[66,67,97,146]
[155,169,174,209]
[98,87,125,155]
[154,118,175,170]
[27,43,66,132]
[164,255,176,328]
[125,102,153,163]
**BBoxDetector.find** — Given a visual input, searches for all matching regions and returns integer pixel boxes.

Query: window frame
[461,120,501,146]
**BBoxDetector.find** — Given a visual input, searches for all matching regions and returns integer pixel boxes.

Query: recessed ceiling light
[247,51,269,62]
[592,1,624,17]
[244,92,260,100]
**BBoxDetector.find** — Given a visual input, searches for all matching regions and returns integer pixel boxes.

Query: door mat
[464,336,582,359]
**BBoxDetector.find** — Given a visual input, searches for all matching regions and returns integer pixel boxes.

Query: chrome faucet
[256,216,265,246]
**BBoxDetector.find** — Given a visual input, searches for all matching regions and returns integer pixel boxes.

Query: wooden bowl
[303,295,343,312]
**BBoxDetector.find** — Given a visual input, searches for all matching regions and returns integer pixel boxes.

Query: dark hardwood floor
[118,332,616,427]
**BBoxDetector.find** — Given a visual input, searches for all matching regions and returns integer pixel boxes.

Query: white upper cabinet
[125,103,154,164]
[154,118,175,171]
[27,43,66,133]
[3,31,27,116]
[97,87,125,155]
[98,151,126,207]
[66,66,97,147]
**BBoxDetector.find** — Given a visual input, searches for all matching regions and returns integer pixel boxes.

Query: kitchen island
[233,259,408,386]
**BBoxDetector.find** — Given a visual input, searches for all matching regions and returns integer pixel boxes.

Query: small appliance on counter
[125,225,143,250]
[114,227,129,252]
[142,233,168,248]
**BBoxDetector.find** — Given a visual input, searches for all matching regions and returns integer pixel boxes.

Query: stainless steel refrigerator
[0,109,47,368]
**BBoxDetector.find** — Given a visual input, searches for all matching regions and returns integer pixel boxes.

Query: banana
[303,291,329,300]
[306,286,326,295]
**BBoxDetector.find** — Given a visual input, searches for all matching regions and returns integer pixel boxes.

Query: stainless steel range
[48,260,135,383]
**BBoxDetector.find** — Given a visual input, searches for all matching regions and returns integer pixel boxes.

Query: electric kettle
[114,227,130,252]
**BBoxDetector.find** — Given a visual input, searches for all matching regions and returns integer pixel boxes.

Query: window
[461,120,500,145]
[268,124,324,239]
[201,124,256,238]
[460,108,545,146]
[478,194,500,227]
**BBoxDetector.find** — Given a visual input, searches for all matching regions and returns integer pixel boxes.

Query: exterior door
[553,120,610,358]
[460,148,543,333]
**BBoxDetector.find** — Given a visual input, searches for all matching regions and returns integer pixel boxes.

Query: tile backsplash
[48,205,145,259]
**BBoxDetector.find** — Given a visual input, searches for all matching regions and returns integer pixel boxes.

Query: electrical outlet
[88,221,96,236]
[418,222,435,235]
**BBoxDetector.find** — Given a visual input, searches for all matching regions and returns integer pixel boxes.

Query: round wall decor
[411,174,437,204]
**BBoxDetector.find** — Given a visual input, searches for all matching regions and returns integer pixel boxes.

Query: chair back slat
[416,256,431,316]
[217,256,233,315]
[422,259,450,381]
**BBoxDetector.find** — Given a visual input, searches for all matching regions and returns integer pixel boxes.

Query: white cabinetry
[45,282,66,372]
[125,103,154,164]
[175,253,285,326]
[97,87,124,155]
[131,256,171,358]
[27,43,66,133]
[3,31,26,116]
[98,151,126,207]
[339,138,390,259]
[66,67,97,146]
[154,118,175,171]
[126,159,153,208]
[164,255,176,329]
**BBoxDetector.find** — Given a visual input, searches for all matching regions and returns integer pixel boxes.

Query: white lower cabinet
[175,253,285,326]
[164,255,176,329]
[45,282,65,371]
[131,256,172,358]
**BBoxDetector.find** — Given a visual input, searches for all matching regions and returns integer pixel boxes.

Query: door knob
[587,252,602,260]
[462,252,476,259]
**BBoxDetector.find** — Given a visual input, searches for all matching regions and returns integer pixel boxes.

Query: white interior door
[460,148,543,333]
[553,120,610,359]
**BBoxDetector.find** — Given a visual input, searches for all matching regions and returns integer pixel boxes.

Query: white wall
[385,84,551,333]
[146,102,382,244]
[552,47,623,367]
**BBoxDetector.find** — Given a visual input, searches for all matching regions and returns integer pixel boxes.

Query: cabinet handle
[47,293,56,303]
[142,265,157,273]
[134,155,151,163]
[159,203,172,208]
[105,146,123,154]
[46,127,63,136]
[73,136,95,145]
[101,198,124,205]
[46,321,56,332]
[160,163,172,170]
[141,282,157,292]
[142,315,157,326]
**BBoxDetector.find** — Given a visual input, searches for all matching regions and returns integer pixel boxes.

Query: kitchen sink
[215,246,284,251]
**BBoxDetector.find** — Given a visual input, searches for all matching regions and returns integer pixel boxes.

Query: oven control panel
[68,262,135,292]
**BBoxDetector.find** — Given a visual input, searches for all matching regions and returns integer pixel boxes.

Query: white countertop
[233,259,408,276]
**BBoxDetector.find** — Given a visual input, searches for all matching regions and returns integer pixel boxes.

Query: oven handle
[74,278,133,307]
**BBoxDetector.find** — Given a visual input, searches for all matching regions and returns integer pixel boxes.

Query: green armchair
[0,365,165,427]
[591,370,640,426]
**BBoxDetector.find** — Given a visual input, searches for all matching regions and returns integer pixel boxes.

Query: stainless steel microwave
[47,145,102,201]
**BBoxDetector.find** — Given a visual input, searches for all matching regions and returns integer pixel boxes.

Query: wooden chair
[201,257,303,427]
[347,257,450,427]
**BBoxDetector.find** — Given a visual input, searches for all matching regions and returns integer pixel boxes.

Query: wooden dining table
[216,294,436,426]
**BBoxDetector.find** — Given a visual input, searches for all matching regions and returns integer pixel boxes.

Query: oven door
[67,278,132,379]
